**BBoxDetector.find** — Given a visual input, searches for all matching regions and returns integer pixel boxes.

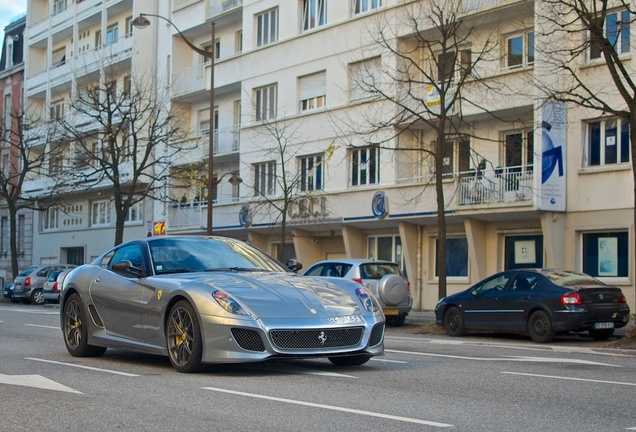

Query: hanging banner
[537,100,566,212]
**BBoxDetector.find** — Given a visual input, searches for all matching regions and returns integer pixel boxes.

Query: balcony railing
[458,166,533,205]
[201,125,240,156]
[209,0,243,17]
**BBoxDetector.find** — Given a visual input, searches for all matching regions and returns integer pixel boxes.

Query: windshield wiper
[157,268,195,274]
[204,267,264,273]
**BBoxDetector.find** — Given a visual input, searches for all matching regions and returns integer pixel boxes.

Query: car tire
[166,300,203,373]
[528,310,555,343]
[443,306,466,336]
[63,293,107,357]
[31,289,45,305]
[386,314,407,327]
[328,354,372,366]
[589,328,614,341]
[378,274,409,306]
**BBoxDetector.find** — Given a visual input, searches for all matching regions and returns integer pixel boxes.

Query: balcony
[167,199,242,231]
[209,126,240,155]
[458,166,533,205]
[209,0,243,17]
[171,55,243,100]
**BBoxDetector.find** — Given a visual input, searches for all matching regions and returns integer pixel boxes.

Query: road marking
[251,363,358,378]
[202,386,453,427]
[386,350,620,367]
[371,358,408,364]
[25,324,59,329]
[0,373,82,394]
[0,306,59,315]
[502,371,636,386]
[27,358,140,377]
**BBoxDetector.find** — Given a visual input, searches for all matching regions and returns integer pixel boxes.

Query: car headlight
[356,287,379,313]
[211,290,250,316]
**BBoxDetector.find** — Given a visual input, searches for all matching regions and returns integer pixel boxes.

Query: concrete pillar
[342,225,365,258]
[540,212,565,268]
[464,218,488,281]
[398,222,420,309]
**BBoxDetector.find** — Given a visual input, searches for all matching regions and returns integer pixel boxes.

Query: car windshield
[543,270,605,287]
[359,263,401,280]
[149,237,290,275]
[18,265,38,277]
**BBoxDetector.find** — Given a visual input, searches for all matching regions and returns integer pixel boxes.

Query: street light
[132,13,222,235]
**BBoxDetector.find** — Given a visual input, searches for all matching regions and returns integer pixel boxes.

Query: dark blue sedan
[435,269,631,343]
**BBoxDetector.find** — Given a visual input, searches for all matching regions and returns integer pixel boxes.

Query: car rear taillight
[560,292,583,305]
[352,278,364,285]
[52,282,58,291]
[24,277,31,287]
[619,293,626,303]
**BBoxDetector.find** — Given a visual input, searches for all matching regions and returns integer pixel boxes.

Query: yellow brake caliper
[175,322,185,346]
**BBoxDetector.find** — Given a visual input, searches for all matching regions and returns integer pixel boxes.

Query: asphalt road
[1,303,635,432]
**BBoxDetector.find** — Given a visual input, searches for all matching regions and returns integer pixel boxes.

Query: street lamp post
[133,13,219,235]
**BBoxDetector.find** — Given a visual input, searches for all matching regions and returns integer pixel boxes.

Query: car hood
[166,272,361,319]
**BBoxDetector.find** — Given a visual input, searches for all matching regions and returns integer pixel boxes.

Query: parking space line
[202,386,453,427]
[26,358,139,377]
[501,371,636,386]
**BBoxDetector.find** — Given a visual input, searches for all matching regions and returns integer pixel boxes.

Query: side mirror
[112,260,143,278]
[286,259,303,273]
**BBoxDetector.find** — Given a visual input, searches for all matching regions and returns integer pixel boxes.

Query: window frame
[585,117,631,167]
[505,30,535,69]
[582,231,629,280]
[589,10,631,61]
[253,161,276,196]
[302,0,327,32]
[42,207,59,231]
[352,0,382,15]
[255,84,277,122]
[91,200,112,227]
[351,145,380,187]
[256,8,279,47]
[299,153,324,192]
[434,237,469,279]
[124,201,144,225]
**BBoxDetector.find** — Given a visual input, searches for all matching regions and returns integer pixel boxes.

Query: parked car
[435,269,631,343]
[3,283,19,303]
[43,269,75,304]
[13,264,77,305]
[303,259,412,326]
[59,236,385,373]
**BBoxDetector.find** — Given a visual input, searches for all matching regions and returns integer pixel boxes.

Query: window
[299,72,326,112]
[257,9,278,47]
[349,57,381,101]
[51,47,66,68]
[353,0,382,14]
[351,145,379,186]
[582,231,628,278]
[49,143,65,175]
[254,161,276,196]
[3,94,11,130]
[586,117,630,167]
[125,16,133,37]
[50,100,65,121]
[106,81,117,103]
[200,43,212,64]
[5,39,13,68]
[0,216,7,252]
[42,207,59,231]
[92,200,111,226]
[125,201,144,224]
[106,25,119,46]
[198,108,210,135]
[17,214,24,253]
[255,84,277,121]
[368,235,403,268]
[590,10,631,60]
[300,154,323,192]
[437,49,471,83]
[110,244,143,268]
[303,0,327,31]
[442,139,470,177]
[123,75,131,99]
[215,38,220,60]
[235,30,243,53]
[506,31,534,68]
[53,0,66,14]
[503,130,534,170]
[435,237,468,277]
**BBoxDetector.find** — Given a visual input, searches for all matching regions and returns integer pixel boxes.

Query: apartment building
[0,14,31,285]
[159,0,634,311]
[21,0,634,311]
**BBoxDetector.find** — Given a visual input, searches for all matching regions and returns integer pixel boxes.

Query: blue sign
[538,101,566,212]
[372,191,388,218]
[239,205,251,227]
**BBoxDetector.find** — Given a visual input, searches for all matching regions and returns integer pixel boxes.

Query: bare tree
[56,70,190,245]
[535,0,636,301]
[246,117,333,262]
[344,0,502,299]
[0,103,64,279]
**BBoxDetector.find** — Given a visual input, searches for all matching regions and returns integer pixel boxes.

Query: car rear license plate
[593,322,614,329]
[383,308,399,316]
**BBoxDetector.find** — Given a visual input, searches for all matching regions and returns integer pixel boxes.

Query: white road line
[202,386,453,428]
[0,373,82,394]
[25,324,59,329]
[26,357,140,377]
[386,349,620,367]
[371,358,408,364]
[501,371,636,386]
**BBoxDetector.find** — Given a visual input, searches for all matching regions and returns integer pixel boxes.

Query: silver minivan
[13,264,77,305]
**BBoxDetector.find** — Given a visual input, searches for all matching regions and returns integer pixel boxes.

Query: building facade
[0,14,32,286]
[21,0,635,312]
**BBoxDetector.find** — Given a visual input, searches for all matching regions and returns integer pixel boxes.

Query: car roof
[310,259,399,265]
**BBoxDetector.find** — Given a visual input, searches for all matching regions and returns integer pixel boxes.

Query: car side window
[476,273,512,295]
[110,245,143,269]
[305,264,325,277]
[511,273,537,292]
[36,267,51,277]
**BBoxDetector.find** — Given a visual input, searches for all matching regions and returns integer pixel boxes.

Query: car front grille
[231,328,266,352]
[269,327,364,350]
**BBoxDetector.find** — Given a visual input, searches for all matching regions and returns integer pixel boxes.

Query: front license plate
[383,308,399,316]
[593,322,614,329]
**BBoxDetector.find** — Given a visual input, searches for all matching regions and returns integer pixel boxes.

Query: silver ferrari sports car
[60,236,385,372]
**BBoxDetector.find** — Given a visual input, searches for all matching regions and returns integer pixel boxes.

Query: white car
[304,259,412,326]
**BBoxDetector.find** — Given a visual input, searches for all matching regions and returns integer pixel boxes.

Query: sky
[0,0,27,43]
